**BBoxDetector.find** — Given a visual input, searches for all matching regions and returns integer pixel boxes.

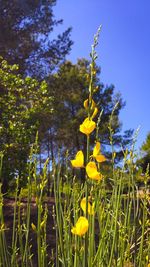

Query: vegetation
[138,133,150,175]
[0,57,53,192]
[0,56,134,191]
[0,0,73,78]
[0,27,149,267]
[45,59,133,161]
[0,2,149,266]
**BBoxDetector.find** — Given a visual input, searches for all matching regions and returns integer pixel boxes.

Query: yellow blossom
[83,99,96,110]
[71,151,84,168]
[91,107,98,119]
[80,197,94,215]
[80,118,96,135]
[31,223,36,231]
[83,99,89,109]
[92,142,106,163]
[93,142,101,157]
[86,161,103,181]
[71,216,89,236]
[95,154,106,162]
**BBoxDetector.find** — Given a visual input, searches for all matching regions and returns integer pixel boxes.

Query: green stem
[84,134,90,267]
[23,175,32,264]
[108,173,122,267]
[54,165,67,267]
[11,177,19,266]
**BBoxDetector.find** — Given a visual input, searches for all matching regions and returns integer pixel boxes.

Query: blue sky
[54,0,150,149]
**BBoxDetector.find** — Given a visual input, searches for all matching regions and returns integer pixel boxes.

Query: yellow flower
[71,151,84,168]
[93,142,101,157]
[91,107,98,119]
[92,142,106,163]
[95,154,106,162]
[31,223,36,231]
[83,99,89,109]
[80,118,96,135]
[71,216,89,236]
[86,161,103,181]
[83,99,96,110]
[80,197,94,215]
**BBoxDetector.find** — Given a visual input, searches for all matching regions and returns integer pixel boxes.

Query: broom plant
[0,28,149,267]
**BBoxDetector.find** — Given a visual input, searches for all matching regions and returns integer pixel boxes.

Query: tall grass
[0,28,150,267]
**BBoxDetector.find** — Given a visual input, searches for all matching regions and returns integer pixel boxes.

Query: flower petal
[86,161,102,181]
[80,118,96,135]
[80,197,94,215]
[83,99,89,109]
[71,216,89,236]
[93,142,100,157]
[91,107,98,119]
[95,154,106,163]
[83,99,96,110]
[71,151,84,168]
[92,142,106,163]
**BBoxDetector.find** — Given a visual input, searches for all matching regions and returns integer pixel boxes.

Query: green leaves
[138,132,150,175]
[0,1,73,78]
[0,58,53,190]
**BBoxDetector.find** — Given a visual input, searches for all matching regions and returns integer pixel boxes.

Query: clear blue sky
[54,0,150,149]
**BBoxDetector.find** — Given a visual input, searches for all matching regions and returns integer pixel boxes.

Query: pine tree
[138,132,150,174]
[0,0,73,78]
[44,59,133,162]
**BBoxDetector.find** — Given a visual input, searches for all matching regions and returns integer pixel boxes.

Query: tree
[0,0,73,78]
[44,59,133,163]
[0,57,53,192]
[138,132,150,174]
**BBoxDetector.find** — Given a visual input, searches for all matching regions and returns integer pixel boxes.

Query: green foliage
[0,129,149,267]
[138,132,150,174]
[45,59,133,161]
[141,132,150,152]
[0,58,53,191]
[0,0,73,78]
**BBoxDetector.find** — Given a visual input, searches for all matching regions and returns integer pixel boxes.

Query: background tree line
[0,0,148,192]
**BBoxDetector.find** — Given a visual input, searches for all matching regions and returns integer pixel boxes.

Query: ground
[3,197,56,266]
